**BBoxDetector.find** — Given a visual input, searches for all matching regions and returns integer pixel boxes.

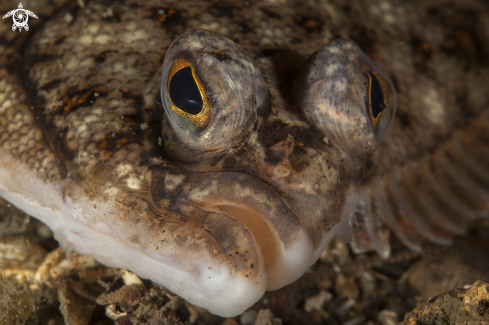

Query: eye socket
[167,59,210,127]
[294,38,396,158]
[160,30,268,160]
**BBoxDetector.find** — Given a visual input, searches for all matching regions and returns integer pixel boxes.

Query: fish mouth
[201,201,314,291]
[174,171,317,291]
[152,165,347,291]
[203,204,277,271]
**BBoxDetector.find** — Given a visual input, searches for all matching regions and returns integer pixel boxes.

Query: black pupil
[367,71,386,118]
[169,66,203,115]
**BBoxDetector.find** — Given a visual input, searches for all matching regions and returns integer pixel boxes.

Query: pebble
[253,309,272,325]
[120,269,144,287]
[240,310,257,325]
[222,318,239,325]
[335,273,359,300]
[399,280,489,325]
[317,279,333,290]
[304,290,333,312]
[336,299,356,319]
[319,237,349,266]
[343,315,366,325]
[358,271,376,298]
[378,309,398,325]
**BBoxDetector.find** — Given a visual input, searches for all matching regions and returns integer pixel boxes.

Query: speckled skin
[0,0,488,317]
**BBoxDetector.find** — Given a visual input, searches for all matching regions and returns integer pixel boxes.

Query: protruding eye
[167,59,210,127]
[365,70,390,129]
[160,30,268,160]
[294,38,396,158]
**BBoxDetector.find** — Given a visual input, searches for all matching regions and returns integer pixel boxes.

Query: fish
[0,0,487,317]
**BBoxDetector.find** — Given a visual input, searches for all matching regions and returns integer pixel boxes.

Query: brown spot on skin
[303,19,319,30]
[154,8,179,26]
[116,138,128,148]
[268,136,294,165]
[63,90,93,112]
[421,41,431,52]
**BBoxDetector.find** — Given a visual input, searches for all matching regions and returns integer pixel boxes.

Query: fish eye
[160,30,268,159]
[365,70,390,129]
[167,59,210,127]
[294,38,397,158]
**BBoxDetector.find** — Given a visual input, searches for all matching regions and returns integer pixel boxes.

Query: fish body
[0,0,487,317]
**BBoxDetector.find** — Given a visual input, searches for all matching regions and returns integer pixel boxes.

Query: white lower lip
[0,152,268,317]
[0,186,268,317]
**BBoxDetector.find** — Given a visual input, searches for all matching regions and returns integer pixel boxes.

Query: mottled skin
[0,0,366,314]
[0,0,488,317]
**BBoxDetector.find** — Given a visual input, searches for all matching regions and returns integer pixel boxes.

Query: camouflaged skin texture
[0,1,361,312]
[1,0,362,277]
[0,0,488,315]
[0,1,67,185]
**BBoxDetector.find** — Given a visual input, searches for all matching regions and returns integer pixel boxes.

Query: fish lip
[152,165,345,289]
[0,150,270,318]
[178,171,316,290]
